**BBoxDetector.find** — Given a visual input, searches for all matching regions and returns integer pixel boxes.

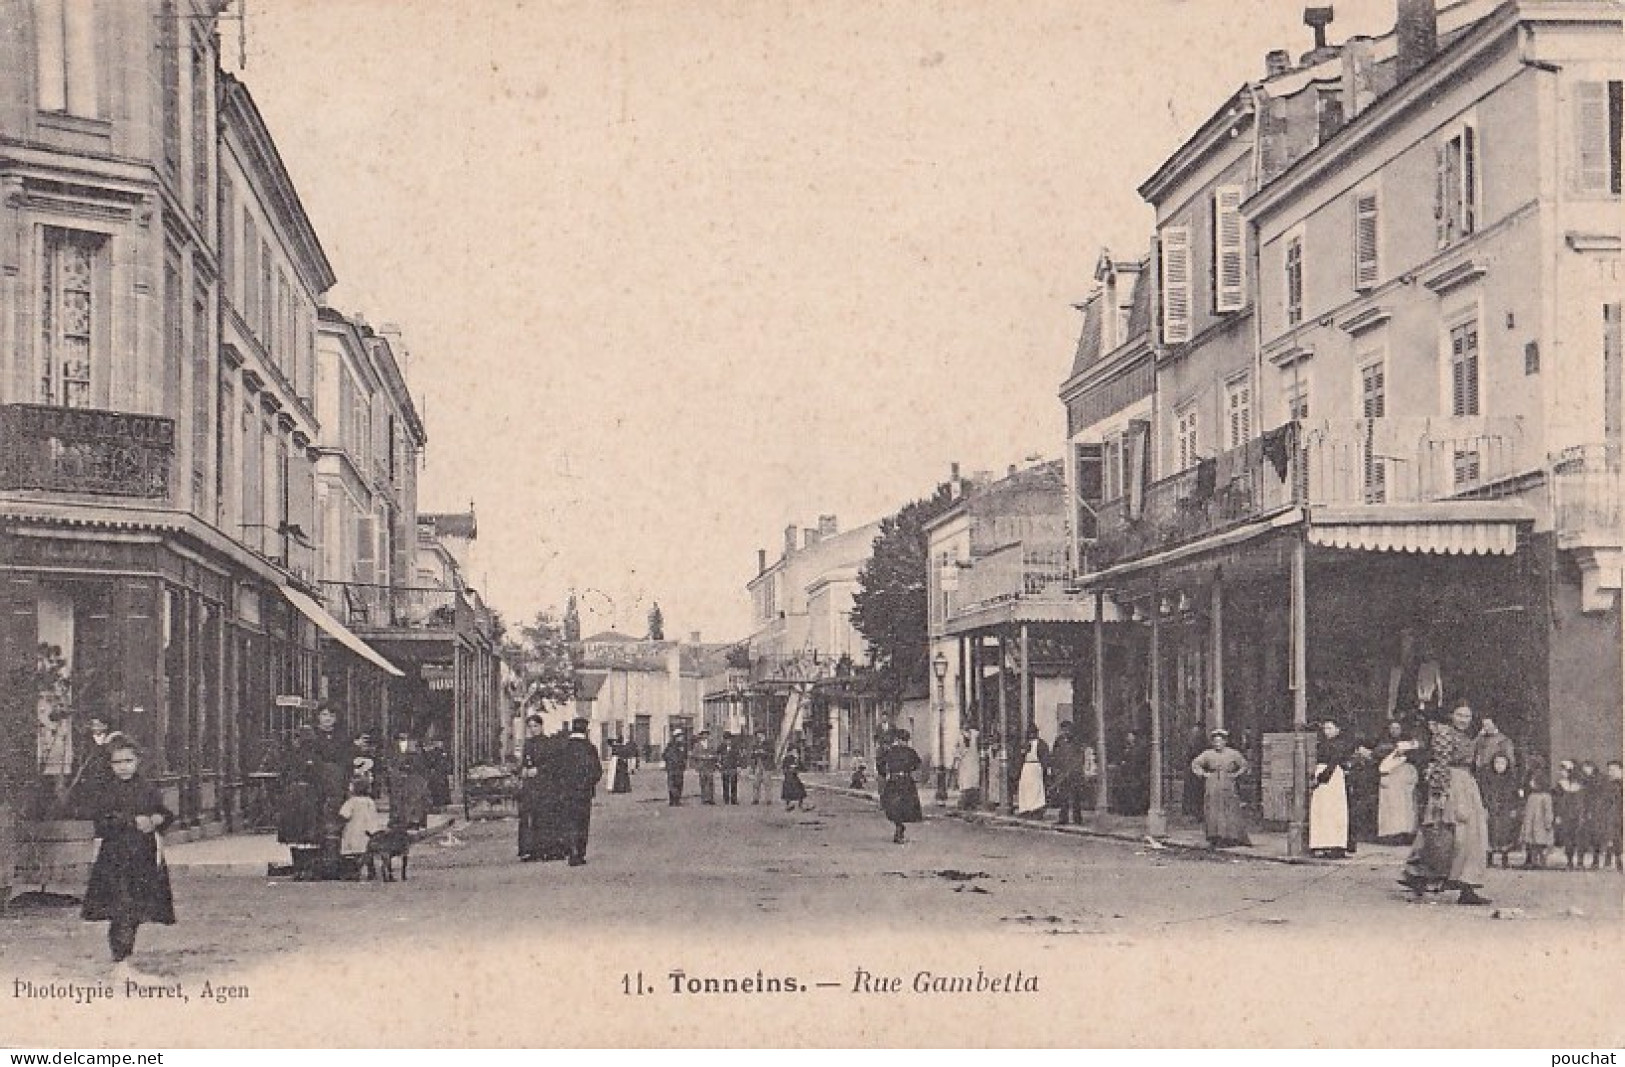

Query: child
[1553,760,1585,870]
[1518,764,1555,869]
[849,759,868,791]
[1478,752,1521,869]
[1601,762,1623,873]
[80,734,175,980]
[338,777,383,879]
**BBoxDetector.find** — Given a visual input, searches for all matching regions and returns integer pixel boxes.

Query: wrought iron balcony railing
[1087,416,1528,570]
[0,403,173,499]
[320,580,461,631]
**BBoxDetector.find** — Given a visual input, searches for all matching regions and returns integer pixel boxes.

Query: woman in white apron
[1309,719,1356,857]
[1376,720,1419,842]
[1016,725,1049,816]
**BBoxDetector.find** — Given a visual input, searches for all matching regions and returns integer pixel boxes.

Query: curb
[805,780,1324,867]
[168,811,466,875]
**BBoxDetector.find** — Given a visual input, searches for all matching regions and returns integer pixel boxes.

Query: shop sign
[422,663,455,691]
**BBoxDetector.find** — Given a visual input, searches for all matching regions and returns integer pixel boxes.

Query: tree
[850,483,954,705]
[562,594,581,644]
[647,602,664,641]
[503,610,576,713]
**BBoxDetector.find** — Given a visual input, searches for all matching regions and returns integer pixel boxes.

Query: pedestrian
[1347,739,1381,846]
[877,730,923,844]
[80,734,175,980]
[557,719,604,866]
[517,716,551,862]
[1309,719,1356,858]
[1015,723,1048,817]
[848,759,869,791]
[692,730,719,805]
[609,737,634,794]
[1048,721,1087,825]
[1518,763,1555,869]
[66,713,117,819]
[1400,703,1492,905]
[1115,730,1149,816]
[1374,720,1419,844]
[1576,760,1606,869]
[1553,759,1585,869]
[277,725,325,880]
[662,730,689,806]
[718,732,741,804]
[780,747,808,811]
[1471,716,1515,776]
[749,730,774,805]
[385,732,430,830]
[1479,752,1522,869]
[1599,761,1623,873]
[338,777,383,877]
[1189,728,1251,848]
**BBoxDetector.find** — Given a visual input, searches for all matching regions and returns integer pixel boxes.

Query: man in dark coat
[662,730,689,806]
[557,718,604,866]
[1115,730,1150,816]
[718,732,742,805]
[1049,721,1088,825]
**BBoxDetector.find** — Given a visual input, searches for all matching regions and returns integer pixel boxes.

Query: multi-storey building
[1072,0,1621,838]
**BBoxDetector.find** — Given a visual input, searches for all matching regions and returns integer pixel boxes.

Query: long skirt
[82,830,175,926]
[1377,762,1418,840]
[519,790,573,861]
[781,771,806,803]
[1202,774,1250,846]
[881,775,923,825]
[610,758,632,794]
[1405,767,1489,887]
[1308,765,1349,851]
[1016,760,1047,815]
[1519,791,1555,847]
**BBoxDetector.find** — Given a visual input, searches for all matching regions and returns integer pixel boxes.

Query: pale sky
[242,0,1402,641]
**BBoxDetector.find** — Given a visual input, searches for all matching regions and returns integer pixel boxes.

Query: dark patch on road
[934,869,988,882]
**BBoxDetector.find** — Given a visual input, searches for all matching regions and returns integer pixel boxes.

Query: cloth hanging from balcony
[1261,421,1299,482]
[1192,456,1218,500]
[1126,419,1151,520]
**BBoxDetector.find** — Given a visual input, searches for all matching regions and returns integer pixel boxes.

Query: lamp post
[933,649,950,803]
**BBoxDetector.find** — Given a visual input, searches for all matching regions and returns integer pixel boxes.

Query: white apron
[1308,763,1349,850]
[1016,742,1047,814]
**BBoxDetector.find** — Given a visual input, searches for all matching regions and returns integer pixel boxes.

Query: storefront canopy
[1307,503,1531,556]
[279,584,405,677]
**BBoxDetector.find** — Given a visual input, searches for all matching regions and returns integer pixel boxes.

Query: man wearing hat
[1049,721,1088,826]
[691,730,719,805]
[1189,727,1251,848]
[557,718,603,866]
[662,728,689,806]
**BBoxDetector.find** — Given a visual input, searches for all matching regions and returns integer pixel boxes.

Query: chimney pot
[1265,49,1293,77]
[757,548,767,575]
[689,631,701,645]
[1303,6,1335,49]
[818,514,838,536]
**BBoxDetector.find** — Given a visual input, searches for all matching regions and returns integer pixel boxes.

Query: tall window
[38,227,101,407]
[34,0,97,116]
[242,401,263,542]
[1212,186,1246,313]
[1449,319,1481,417]
[1224,375,1252,450]
[192,279,211,507]
[1285,235,1304,326]
[1286,380,1310,421]
[1574,81,1623,196]
[1352,192,1380,290]
[1160,226,1192,344]
[259,240,272,345]
[190,41,210,224]
[1175,403,1199,472]
[1436,124,1479,248]
[159,0,180,177]
[220,177,236,302]
[242,215,258,323]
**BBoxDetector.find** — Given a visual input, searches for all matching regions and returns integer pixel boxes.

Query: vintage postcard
[1,0,1621,1050]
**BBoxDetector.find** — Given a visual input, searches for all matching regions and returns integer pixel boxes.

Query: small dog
[365,827,412,882]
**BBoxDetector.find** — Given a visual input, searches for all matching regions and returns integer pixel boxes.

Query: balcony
[0,403,173,499]
[320,581,461,631]
[952,541,1071,616]
[1088,416,1528,570]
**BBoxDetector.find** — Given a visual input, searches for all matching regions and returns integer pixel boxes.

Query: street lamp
[932,649,950,803]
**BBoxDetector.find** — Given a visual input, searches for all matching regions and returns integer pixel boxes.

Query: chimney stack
[1341,35,1377,120]
[803,528,821,549]
[1265,49,1293,78]
[689,631,702,645]
[818,514,838,537]
[783,524,798,557]
[757,548,767,575]
[1396,0,1438,82]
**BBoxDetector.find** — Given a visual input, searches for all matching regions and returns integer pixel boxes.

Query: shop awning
[279,584,405,677]
[1307,503,1530,556]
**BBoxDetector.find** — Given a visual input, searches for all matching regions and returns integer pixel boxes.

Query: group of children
[1480,755,1623,871]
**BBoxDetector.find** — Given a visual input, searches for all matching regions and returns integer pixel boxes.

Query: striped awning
[280,584,404,677]
[1308,521,1518,556]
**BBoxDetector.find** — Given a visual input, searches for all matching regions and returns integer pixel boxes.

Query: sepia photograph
[0,0,1621,1050]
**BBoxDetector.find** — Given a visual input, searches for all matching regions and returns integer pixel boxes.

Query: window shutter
[1161,226,1192,344]
[1576,82,1610,193]
[1074,443,1102,541]
[355,514,376,584]
[1353,193,1379,290]
[1462,125,1478,234]
[1213,186,1246,313]
[1434,143,1449,248]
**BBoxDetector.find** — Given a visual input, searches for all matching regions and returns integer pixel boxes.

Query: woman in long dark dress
[81,735,175,979]
[877,731,924,843]
[610,739,634,794]
[781,749,808,811]
[277,726,325,879]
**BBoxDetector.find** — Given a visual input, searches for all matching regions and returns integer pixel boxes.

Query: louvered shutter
[1161,226,1192,344]
[1353,193,1379,290]
[1434,143,1449,248]
[355,514,375,585]
[1462,125,1478,234]
[1213,186,1246,313]
[1576,82,1610,193]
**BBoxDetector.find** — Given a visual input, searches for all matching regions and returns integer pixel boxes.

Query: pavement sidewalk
[804,772,1409,867]
[162,811,461,873]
